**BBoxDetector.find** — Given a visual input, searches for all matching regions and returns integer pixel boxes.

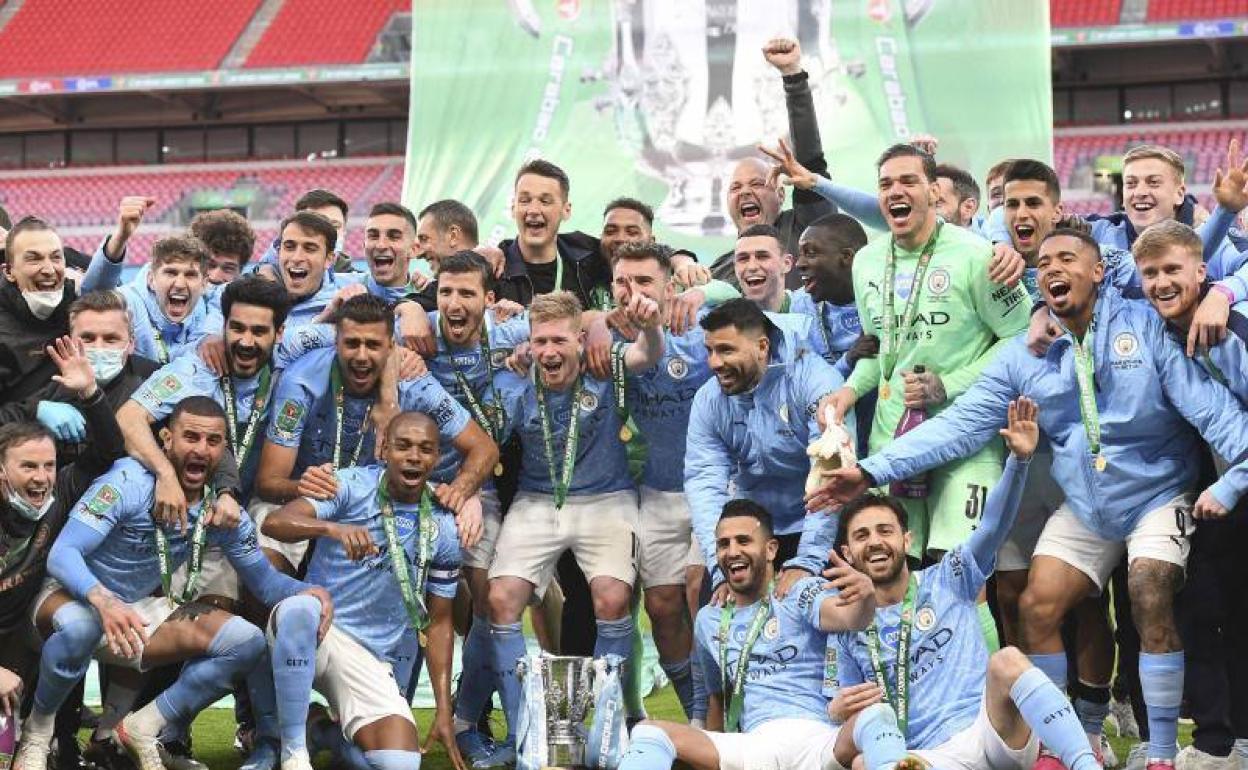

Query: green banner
[404,0,1052,255]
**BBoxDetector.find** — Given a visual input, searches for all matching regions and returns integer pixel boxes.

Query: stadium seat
[0,0,263,76]
[1053,125,1241,190]
[1051,0,1123,26]
[1147,0,1248,21]
[244,0,409,68]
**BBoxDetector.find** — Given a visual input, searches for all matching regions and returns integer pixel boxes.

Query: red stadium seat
[244,0,408,68]
[1053,125,1243,190]
[1147,0,1248,21]
[0,0,262,76]
[1051,0,1122,26]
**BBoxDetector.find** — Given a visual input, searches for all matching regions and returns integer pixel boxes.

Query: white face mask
[22,289,62,320]
[85,347,126,384]
[6,490,53,521]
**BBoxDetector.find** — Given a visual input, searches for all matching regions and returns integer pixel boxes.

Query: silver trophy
[517,655,597,769]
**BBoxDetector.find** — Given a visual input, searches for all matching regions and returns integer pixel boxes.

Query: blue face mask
[85,347,126,384]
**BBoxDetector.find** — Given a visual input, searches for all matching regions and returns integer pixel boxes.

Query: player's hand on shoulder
[773,566,810,599]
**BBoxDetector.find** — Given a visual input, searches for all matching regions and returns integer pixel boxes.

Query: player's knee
[486,581,524,624]
[987,646,1030,687]
[1017,585,1063,636]
[209,616,266,668]
[363,749,420,770]
[590,582,631,619]
[51,601,104,659]
[274,594,322,639]
[643,587,684,626]
[1127,560,1179,630]
[628,723,675,754]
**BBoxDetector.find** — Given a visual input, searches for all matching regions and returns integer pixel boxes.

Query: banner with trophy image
[403,0,1052,256]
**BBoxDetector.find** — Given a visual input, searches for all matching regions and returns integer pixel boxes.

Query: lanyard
[718,580,775,733]
[816,302,834,358]
[377,478,436,639]
[865,573,918,737]
[535,375,583,509]
[221,367,272,469]
[441,317,505,443]
[149,320,170,365]
[154,486,213,606]
[329,365,373,470]
[1066,318,1104,470]
[610,342,634,442]
[1202,350,1229,386]
[553,254,563,293]
[880,223,943,383]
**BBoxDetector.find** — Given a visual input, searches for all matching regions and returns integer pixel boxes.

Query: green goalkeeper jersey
[847,222,1031,453]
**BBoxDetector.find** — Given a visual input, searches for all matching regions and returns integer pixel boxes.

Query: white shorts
[703,717,842,770]
[631,487,693,588]
[31,578,176,671]
[461,488,503,571]
[253,501,310,572]
[266,621,414,739]
[171,545,239,601]
[489,491,637,589]
[1032,493,1194,590]
[914,700,1040,770]
[997,450,1063,572]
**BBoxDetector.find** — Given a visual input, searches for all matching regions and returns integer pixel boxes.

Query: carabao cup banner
[403,0,1052,257]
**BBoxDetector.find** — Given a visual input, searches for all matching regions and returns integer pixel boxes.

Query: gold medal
[418,630,428,648]
[880,382,891,400]
[493,462,504,477]
[1094,455,1107,472]
[619,425,633,442]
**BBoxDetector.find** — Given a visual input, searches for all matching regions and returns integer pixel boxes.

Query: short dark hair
[1041,227,1102,259]
[701,298,769,336]
[221,275,292,330]
[805,213,868,253]
[150,234,210,271]
[68,290,131,333]
[280,211,338,255]
[1002,159,1061,203]
[189,210,256,266]
[603,197,654,227]
[877,143,937,183]
[737,223,784,250]
[438,250,495,294]
[295,189,348,219]
[515,159,570,200]
[835,491,910,551]
[169,395,228,428]
[611,241,673,277]
[417,199,479,245]
[0,204,11,231]
[718,498,775,540]
[333,293,394,334]
[935,163,981,206]
[369,202,418,233]
[0,421,54,462]
[4,216,56,263]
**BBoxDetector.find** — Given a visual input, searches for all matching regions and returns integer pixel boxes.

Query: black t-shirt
[526,258,563,296]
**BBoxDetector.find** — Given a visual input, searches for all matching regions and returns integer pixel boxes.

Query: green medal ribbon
[154,486,214,606]
[880,223,943,384]
[610,342,634,442]
[377,477,436,636]
[779,292,791,314]
[221,366,272,470]
[535,374,583,509]
[865,573,918,737]
[1066,318,1103,467]
[1201,351,1229,387]
[442,317,505,442]
[329,364,373,470]
[718,579,775,733]
[150,320,170,365]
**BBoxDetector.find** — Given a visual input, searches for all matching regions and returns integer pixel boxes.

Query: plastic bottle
[889,365,930,498]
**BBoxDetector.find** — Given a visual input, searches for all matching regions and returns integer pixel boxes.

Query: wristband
[1211,283,1235,303]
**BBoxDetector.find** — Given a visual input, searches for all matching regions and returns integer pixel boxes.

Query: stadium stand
[1053,123,1242,189]
[1147,0,1248,20]
[244,0,409,67]
[0,0,263,76]
[1050,0,1123,27]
